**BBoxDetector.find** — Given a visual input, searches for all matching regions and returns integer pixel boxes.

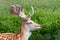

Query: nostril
[39,25,41,27]
[39,25,42,28]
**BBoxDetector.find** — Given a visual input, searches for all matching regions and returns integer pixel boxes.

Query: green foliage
[0,14,21,33]
[0,0,60,40]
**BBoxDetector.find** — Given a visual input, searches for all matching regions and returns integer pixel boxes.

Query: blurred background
[0,0,60,40]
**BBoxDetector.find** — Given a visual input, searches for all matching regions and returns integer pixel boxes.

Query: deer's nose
[34,25,42,29]
[36,24,42,28]
[39,25,42,28]
[40,25,42,27]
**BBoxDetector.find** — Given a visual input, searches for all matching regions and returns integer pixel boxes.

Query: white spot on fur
[0,37,1,38]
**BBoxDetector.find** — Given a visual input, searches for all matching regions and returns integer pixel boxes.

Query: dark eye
[29,22,32,24]
[26,22,32,24]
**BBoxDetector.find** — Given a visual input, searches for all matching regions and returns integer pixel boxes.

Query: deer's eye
[29,22,32,24]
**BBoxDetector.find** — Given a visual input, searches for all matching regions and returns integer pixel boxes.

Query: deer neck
[16,25,31,40]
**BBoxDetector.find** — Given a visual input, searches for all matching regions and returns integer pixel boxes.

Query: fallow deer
[0,5,41,40]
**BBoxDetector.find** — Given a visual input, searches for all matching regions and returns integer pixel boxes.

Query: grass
[0,0,60,40]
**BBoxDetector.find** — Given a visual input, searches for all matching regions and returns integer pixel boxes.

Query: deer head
[10,5,41,31]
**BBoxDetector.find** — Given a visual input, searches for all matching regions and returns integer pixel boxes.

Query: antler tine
[28,6,34,17]
[19,5,26,19]
[21,5,24,13]
[31,6,34,16]
[16,5,21,15]
[25,6,34,20]
[10,5,17,14]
